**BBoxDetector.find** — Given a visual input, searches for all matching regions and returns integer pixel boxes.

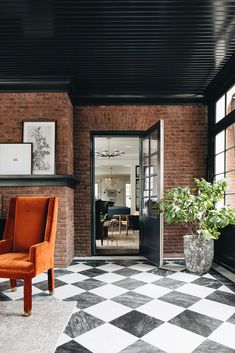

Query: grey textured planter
[184,235,214,275]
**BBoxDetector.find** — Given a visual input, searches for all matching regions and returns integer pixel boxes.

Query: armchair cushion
[0,253,34,277]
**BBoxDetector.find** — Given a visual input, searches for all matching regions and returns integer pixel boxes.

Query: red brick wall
[74,105,208,257]
[0,93,74,266]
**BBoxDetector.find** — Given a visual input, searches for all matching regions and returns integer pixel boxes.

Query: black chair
[128,215,139,232]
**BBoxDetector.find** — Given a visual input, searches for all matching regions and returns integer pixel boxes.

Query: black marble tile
[120,340,166,353]
[226,283,235,294]
[73,278,106,290]
[192,339,235,353]
[110,310,163,338]
[0,281,11,292]
[148,268,175,277]
[111,260,139,267]
[112,291,153,309]
[153,277,185,290]
[81,260,109,267]
[79,268,108,277]
[33,279,67,291]
[64,311,104,338]
[158,291,200,308]
[55,340,92,353]
[227,313,235,324]
[170,310,222,337]
[65,292,105,309]
[113,278,146,290]
[192,277,221,289]
[113,268,141,277]
[206,290,235,307]
[54,269,74,277]
[0,292,12,301]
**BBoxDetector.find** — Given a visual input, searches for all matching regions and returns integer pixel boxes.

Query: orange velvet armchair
[0,196,58,316]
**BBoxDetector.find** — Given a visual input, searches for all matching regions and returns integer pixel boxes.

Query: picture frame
[0,143,32,175]
[108,190,117,198]
[23,121,56,175]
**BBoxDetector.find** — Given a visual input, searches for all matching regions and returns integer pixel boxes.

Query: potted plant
[158,178,235,274]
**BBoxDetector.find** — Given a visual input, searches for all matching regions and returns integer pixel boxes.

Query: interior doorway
[93,135,140,255]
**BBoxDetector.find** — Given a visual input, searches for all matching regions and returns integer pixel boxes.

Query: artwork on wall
[0,143,32,175]
[23,121,56,175]
[107,190,117,198]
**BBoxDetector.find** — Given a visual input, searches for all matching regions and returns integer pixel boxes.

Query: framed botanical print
[23,121,56,175]
[0,143,32,175]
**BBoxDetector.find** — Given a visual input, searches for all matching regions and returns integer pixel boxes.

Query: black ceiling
[1,0,235,104]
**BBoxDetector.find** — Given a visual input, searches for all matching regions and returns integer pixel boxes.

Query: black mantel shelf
[0,175,78,189]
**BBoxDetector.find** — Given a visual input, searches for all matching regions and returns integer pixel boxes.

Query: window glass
[150,175,158,196]
[125,183,131,208]
[142,138,149,158]
[215,131,225,154]
[215,153,225,175]
[216,95,225,123]
[95,182,99,199]
[226,123,235,149]
[150,132,158,154]
[226,84,235,115]
[150,154,158,175]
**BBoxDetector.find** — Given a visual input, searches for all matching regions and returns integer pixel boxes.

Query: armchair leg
[48,268,55,295]
[10,279,17,292]
[23,278,32,317]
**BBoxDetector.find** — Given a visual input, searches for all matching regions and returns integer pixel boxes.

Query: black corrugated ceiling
[0,0,235,104]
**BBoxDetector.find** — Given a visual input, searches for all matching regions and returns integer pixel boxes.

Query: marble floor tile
[97,263,124,272]
[113,268,141,277]
[208,322,235,350]
[189,298,235,321]
[110,310,163,338]
[192,339,235,353]
[227,312,235,324]
[137,298,184,321]
[32,272,48,283]
[64,311,104,338]
[67,292,105,309]
[175,283,216,298]
[55,339,92,353]
[148,268,175,277]
[84,299,132,322]
[120,339,166,353]
[206,290,235,307]
[56,333,72,347]
[0,292,12,301]
[89,283,128,299]
[67,264,92,273]
[111,291,153,309]
[75,323,137,353]
[133,283,172,299]
[2,285,42,300]
[153,277,185,290]
[79,268,108,278]
[158,290,201,308]
[130,272,162,283]
[113,278,146,290]
[110,260,140,267]
[54,269,74,277]
[218,285,234,294]
[72,278,106,291]
[169,309,223,337]
[142,322,205,353]
[53,284,85,300]
[58,273,89,284]
[168,272,200,283]
[94,272,126,284]
[33,279,67,291]
[192,277,222,289]
[129,263,156,272]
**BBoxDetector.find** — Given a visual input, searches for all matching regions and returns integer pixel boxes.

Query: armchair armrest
[0,239,12,255]
[29,241,53,275]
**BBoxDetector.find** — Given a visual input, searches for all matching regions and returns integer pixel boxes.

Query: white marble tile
[176,283,216,298]
[3,285,42,300]
[66,263,92,272]
[75,323,137,353]
[53,284,85,300]
[84,299,132,322]
[97,263,124,272]
[142,322,205,353]
[137,298,184,321]
[190,299,235,321]
[90,284,128,299]
[58,273,89,284]
[56,333,72,347]
[218,285,234,294]
[202,273,217,280]
[129,263,156,272]
[168,272,200,283]
[32,273,48,284]
[95,272,126,284]
[130,272,162,283]
[209,322,235,349]
[133,283,171,299]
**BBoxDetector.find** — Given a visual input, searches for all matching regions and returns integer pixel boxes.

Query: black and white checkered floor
[1,259,235,353]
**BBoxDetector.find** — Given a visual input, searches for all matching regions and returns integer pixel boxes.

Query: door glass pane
[215,153,225,175]
[142,138,149,158]
[215,131,225,154]
[226,171,235,193]
[149,197,158,216]
[150,153,158,175]
[142,198,149,215]
[226,123,235,149]
[226,147,235,172]
[226,84,235,115]
[150,175,158,196]
[150,132,158,154]
[216,95,225,123]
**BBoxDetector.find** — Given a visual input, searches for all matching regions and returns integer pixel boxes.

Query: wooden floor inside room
[96,230,139,255]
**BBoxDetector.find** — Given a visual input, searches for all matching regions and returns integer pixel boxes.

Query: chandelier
[95,138,125,158]
[103,168,118,188]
